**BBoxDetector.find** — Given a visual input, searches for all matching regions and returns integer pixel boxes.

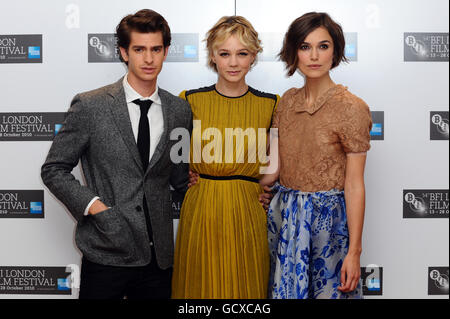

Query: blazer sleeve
[41,94,98,222]
[169,99,192,194]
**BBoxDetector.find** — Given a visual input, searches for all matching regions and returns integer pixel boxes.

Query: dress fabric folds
[267,183,363,299]
[172,86,278,299]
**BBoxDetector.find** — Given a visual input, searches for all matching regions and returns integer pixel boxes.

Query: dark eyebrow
[130,45,164,50]
[302,40,332,45]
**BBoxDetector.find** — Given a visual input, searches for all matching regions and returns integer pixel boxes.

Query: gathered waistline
[274,182,344,196]
[199,174,259,184]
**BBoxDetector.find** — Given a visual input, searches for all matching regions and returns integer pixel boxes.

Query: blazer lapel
[147,87,172,173]
[107,78,144,172]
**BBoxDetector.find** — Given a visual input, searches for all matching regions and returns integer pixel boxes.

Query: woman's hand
[258,184,274,211]
[339,153,366,294]
[337,252,361,293]
[187,170,199,188]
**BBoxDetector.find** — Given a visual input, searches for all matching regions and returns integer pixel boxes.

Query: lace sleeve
[337,99,372,153]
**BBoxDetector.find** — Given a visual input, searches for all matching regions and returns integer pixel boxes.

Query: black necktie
[133,99,154,247]
[133,99,153,171]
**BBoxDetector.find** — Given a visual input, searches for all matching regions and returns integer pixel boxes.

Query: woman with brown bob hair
[260,12,372,299]
[172,16,279,299]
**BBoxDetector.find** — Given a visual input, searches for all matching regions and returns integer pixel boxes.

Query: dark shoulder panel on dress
[185,85,215,98]
[248,87,278,102]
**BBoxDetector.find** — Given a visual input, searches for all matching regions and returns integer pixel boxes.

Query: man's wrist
[88,199,109,215]
[84,196,100,216]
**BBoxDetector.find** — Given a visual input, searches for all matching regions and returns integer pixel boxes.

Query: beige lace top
[272,84,372,192]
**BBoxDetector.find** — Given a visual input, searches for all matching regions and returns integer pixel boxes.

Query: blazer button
[136,206,142,212]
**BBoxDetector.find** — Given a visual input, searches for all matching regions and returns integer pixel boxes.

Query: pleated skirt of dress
[172,179,269,299]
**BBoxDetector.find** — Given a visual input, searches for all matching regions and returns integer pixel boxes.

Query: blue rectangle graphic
[28,46,41,59]
[30,202,42,214]
[370,123,383,136]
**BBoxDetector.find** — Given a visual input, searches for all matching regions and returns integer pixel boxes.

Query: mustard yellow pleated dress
[172,85,279,299]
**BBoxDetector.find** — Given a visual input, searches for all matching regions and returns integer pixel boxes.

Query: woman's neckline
[214,85,250,99]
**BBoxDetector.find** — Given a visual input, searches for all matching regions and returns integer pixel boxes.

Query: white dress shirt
[84,74,164,215]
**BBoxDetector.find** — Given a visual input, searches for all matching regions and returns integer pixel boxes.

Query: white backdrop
[0,0,448,299]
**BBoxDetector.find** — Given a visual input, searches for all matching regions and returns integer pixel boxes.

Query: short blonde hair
[205,16,263,72]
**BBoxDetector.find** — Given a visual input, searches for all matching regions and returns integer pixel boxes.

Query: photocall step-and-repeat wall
[0,0,448,299]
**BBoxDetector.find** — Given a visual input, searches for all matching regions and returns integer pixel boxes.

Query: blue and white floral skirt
[267,183,363,299]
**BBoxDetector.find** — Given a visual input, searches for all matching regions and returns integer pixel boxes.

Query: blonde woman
[171,16,279,299]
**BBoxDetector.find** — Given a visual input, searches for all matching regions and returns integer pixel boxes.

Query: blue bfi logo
[370,123,383,136]
[54,124,63,136]
[30,202,42,214]
[345,43,356,59]
[367,278,381,291]
[361,266,383,295]
[184,45,197,59]
[28,46,41,59]
[57,278,71,291]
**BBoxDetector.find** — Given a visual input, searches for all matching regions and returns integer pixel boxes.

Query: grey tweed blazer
[41,77,192,268]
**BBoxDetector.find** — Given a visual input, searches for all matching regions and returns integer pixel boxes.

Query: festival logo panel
[0,267,71,295]
[428,267,449,295]
[0,190,44,219]
[404,33,449,62]
[370,111,384,140]
[0,34,42,63]
[430,111,449,140]
[0,113,66,141]
[87,33,120,63]
[166,33,199,62]
[88,33,199,63]
[403,190,449,219]
[361,266,383,296]
[344,32,358,62]
[170,186,186,220]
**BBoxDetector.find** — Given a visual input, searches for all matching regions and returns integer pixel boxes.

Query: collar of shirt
[293,84,346,115]
[123,73,161,105]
